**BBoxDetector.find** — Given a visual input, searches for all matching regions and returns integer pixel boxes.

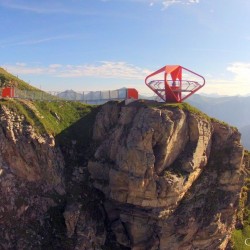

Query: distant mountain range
[187,94,250,150]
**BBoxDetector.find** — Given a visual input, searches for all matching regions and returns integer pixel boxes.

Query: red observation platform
[145,65,205,103]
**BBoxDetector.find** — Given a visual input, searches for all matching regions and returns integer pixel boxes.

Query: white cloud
[162,0,180,8]
[3,63,47,75]
[4,61,250,96]
[0,1,69,14]
[15,36,72,46]
[188,0,199,3]
[226,62,250,83]
[58,61,151,79]
[138,0,200,9]
[100,0,199,9]
[49,64,62,69]
[0,35,76,48]
[3,61,151,80]
[162,0,199,8]
[202,62,250,96]
[0,1,97,15]
[16,62,26,67]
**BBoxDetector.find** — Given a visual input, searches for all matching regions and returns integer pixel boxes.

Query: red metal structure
[2,87,15,98]
[145,65,205,103]
[127,88,138,100]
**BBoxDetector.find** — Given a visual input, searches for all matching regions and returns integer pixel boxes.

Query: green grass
[129,100,234,129]
[231,151,250,249]
[0,99,98,143]
[0,67,38,90]
[147,101,211,121]
[0,98,46,130]
[33,100,95,135]
[210,117,233,128]
[167,102,209,117]
[166,102,236,128]
[0,67,61,101]
[232,226,250,250]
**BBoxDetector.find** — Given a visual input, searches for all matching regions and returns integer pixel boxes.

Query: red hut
[2,87,15,98]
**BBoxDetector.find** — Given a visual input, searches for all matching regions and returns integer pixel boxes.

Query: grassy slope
[0,98,97,144]
[0,69,100,248]
[0,67,38,90]
[231,151,250,250]
[0,67,98,144]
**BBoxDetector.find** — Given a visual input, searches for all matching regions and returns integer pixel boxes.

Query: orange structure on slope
[145,65,205,103]
[2,87,15,98]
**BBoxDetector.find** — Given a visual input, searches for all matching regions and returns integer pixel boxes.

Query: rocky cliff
[0,99,246,250]
[0,104,65,249]
[0,101,106,250]
[88,101,245,250]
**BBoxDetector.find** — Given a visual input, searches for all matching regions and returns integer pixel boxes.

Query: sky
[1,0,250,96]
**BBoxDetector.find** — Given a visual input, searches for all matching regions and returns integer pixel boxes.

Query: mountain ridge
[0,69,249,249]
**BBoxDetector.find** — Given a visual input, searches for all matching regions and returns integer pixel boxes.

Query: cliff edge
[88,100,244,249]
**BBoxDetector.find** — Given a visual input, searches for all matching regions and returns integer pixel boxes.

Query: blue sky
[1,0,250,96]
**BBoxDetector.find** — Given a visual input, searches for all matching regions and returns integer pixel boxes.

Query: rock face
[88,101,244,249]
[0,105,65,249]
[0,99,245,250]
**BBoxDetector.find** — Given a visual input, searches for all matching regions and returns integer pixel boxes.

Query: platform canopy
[145,65,205,103]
